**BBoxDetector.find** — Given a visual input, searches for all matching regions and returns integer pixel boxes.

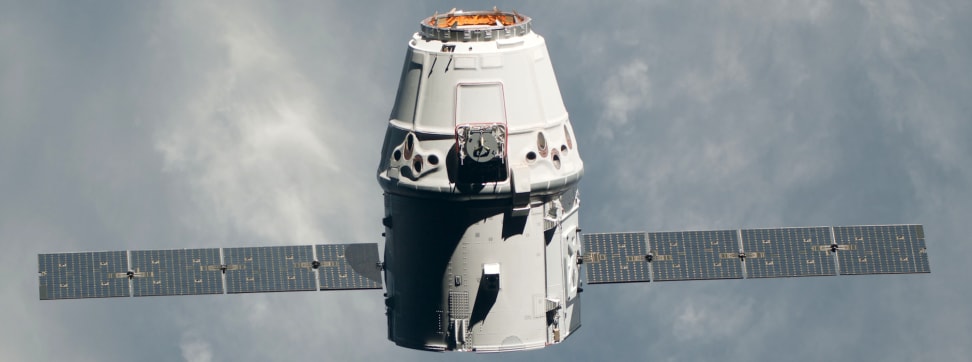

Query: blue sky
[2,1,970,361]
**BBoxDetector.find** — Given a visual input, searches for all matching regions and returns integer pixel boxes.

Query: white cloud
[599,60,651,139]
[153,3,353,246]
[672,293,754,341]
[180,334,214,362]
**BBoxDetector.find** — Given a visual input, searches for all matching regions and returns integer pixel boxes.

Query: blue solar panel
[39,251,130,300]
[649,230,743,281]
[223,245,317,294]
[317,244,383,290]
[582,233,651,284]
[834,225,930,275]
[741,227,836,278]
[130,249,223,297]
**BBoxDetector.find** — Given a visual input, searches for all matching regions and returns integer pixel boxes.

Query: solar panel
[317,244,383,290]
[130,249,223,297]
[834,225,930,275]
[741,227,836,278]
[38,251,130,300]
[649,230,743,281]
[582,233,651,284]
[581,224,929,284]
[223,245,318,294]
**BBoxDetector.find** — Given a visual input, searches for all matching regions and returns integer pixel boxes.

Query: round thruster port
[560,144,568,156]
[526,151,537,163]
[537,132,548,158]
[413,155,424,173]
[403,134,415,160]
[563,124,573,150]
[551,148,561,169]
[393,149,402,161]
[427,154,439,165]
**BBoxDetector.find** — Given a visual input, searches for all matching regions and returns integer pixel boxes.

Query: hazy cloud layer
[3,1,970,361]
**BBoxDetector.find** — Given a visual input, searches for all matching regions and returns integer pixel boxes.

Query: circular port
[564,125,573,149]
[403,134,414,160]
[537,132,548,158]
[413,155,423,173]
[561,144,568,155]
[427,154,439,165]
[393,149,402,161]
[552,149,561,169]
[526,151,537,162]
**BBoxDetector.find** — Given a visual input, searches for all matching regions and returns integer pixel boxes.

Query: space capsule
[377,9,584,352]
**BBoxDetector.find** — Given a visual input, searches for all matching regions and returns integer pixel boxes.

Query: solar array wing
[39,243,384,300]
[130,249,223,297]
[581,224,929,284]
[39,251,130,300]
[317,244,383,290]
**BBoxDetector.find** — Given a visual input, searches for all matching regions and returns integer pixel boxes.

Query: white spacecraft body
[376,10,585,352]
[35,9,931,357]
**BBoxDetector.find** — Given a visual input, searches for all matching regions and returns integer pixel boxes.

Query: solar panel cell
[317,244,383,290]
[38,251,130,300]
[223,245,317,294]
[741,227,836,278]
[582,233,651,284]
[130,249,223,297]
[834,225,930,275]
[649,230,742,281]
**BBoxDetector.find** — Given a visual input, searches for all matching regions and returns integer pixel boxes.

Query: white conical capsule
[378,9,584,352]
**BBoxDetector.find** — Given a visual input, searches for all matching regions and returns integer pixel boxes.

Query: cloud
[152,3,351,246]
[599,60,651,139]
[180,333,214,362]
[672,294,754,341]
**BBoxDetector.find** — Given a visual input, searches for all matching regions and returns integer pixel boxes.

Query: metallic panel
[834,225,930,275]
[223,245,317,294]
[741,227,836,278]
[449,291,470,319]
[582,233,650,284]
[130,249,223,297]
[649,230,743,281]
[317,244,383,290]
[38,251,130,300]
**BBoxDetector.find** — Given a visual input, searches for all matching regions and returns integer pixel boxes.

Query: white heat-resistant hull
[376,10,584,352]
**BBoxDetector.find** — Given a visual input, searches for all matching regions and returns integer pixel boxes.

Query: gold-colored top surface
[419,10,532,42]
[428,12,521,28]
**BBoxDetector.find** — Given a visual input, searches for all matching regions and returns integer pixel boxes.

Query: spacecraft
[37,10,930,353]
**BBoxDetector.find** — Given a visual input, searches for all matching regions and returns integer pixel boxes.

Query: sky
[2,1,970,361]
